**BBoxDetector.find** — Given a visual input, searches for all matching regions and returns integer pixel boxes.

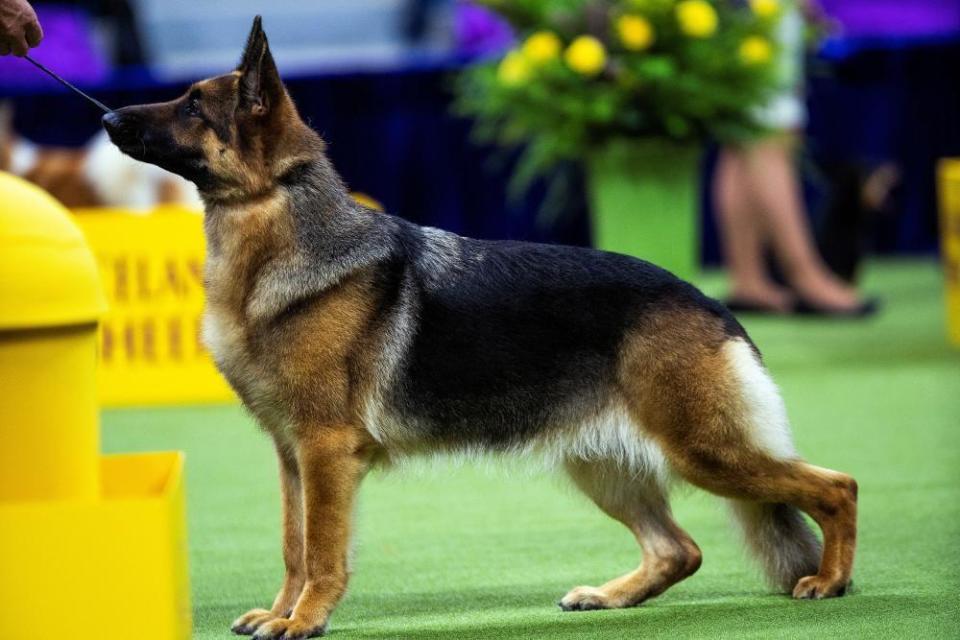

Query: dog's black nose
[102,109,141,146]
[101,111,122,133]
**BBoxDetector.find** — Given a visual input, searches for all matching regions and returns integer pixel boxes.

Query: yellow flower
[522,31,562,65]
[676,0,718,38]
[617,15,655,51]
[497,50,531,86]
[739,36,773,64]
[749,0,780,19]
[564,35,607,76]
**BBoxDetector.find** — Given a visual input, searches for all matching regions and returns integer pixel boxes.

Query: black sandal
[724,298,796,315]
[792,297,881,318]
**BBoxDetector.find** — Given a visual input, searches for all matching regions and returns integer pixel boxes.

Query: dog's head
[103,16,310,199]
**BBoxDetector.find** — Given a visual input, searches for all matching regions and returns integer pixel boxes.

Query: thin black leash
[23,55,113,114]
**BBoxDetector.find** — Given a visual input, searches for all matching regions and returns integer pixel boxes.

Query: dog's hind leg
[676,457,856,599]
[624,334,857,599]
[560,459,702,611]
[679,452,857,599]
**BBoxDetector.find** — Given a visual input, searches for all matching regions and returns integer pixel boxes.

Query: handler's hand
[0,0,42,56]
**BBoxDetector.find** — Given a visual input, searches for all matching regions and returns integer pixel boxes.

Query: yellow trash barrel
[0,172,107,501]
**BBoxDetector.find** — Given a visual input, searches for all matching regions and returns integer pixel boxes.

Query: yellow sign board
[74,207,236,406]
[938,159,960,348]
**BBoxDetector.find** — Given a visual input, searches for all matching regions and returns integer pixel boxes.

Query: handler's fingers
[10,33,28,56]
[25,20,42,48]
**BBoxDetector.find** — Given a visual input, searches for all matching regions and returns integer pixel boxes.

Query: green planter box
[587,142,702,282]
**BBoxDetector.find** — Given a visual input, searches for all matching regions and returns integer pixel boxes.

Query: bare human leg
[738,138,867,312]
[714,147,794,312]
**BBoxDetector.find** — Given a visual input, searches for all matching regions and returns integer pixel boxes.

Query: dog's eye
[185,98,202,118]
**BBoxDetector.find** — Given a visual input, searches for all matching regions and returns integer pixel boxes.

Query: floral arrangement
[456,0,791,184]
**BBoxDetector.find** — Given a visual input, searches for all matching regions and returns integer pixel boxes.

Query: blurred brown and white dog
[0,103,201,209]
[101,17,859,640]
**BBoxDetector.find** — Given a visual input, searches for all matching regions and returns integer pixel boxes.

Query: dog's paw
[559,586,620,612]
[231,609,279,635]
[792,575,849,600]
[252,616,327,640]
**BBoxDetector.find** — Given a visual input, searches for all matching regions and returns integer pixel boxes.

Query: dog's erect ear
[237,16,282,117]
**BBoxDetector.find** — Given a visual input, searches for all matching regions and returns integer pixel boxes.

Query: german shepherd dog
[102,17,858,639]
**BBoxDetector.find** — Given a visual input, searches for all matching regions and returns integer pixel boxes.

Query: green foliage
[455,0,794,185]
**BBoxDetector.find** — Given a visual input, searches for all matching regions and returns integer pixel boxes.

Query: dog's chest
[202,257,289,432]
[201,307,247,382]
[202,305,290,430]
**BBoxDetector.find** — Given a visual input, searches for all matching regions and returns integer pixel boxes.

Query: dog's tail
[729,500,822,592]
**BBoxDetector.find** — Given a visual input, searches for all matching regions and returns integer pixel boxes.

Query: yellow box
[938,159,960,347]
[0,451,191,640]
[73,207,236,406]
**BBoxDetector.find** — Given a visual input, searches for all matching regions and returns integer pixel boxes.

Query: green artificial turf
[102,259,960,639]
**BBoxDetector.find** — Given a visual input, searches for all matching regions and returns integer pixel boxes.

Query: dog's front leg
[253,425,367,640]
[232,444,305,635]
